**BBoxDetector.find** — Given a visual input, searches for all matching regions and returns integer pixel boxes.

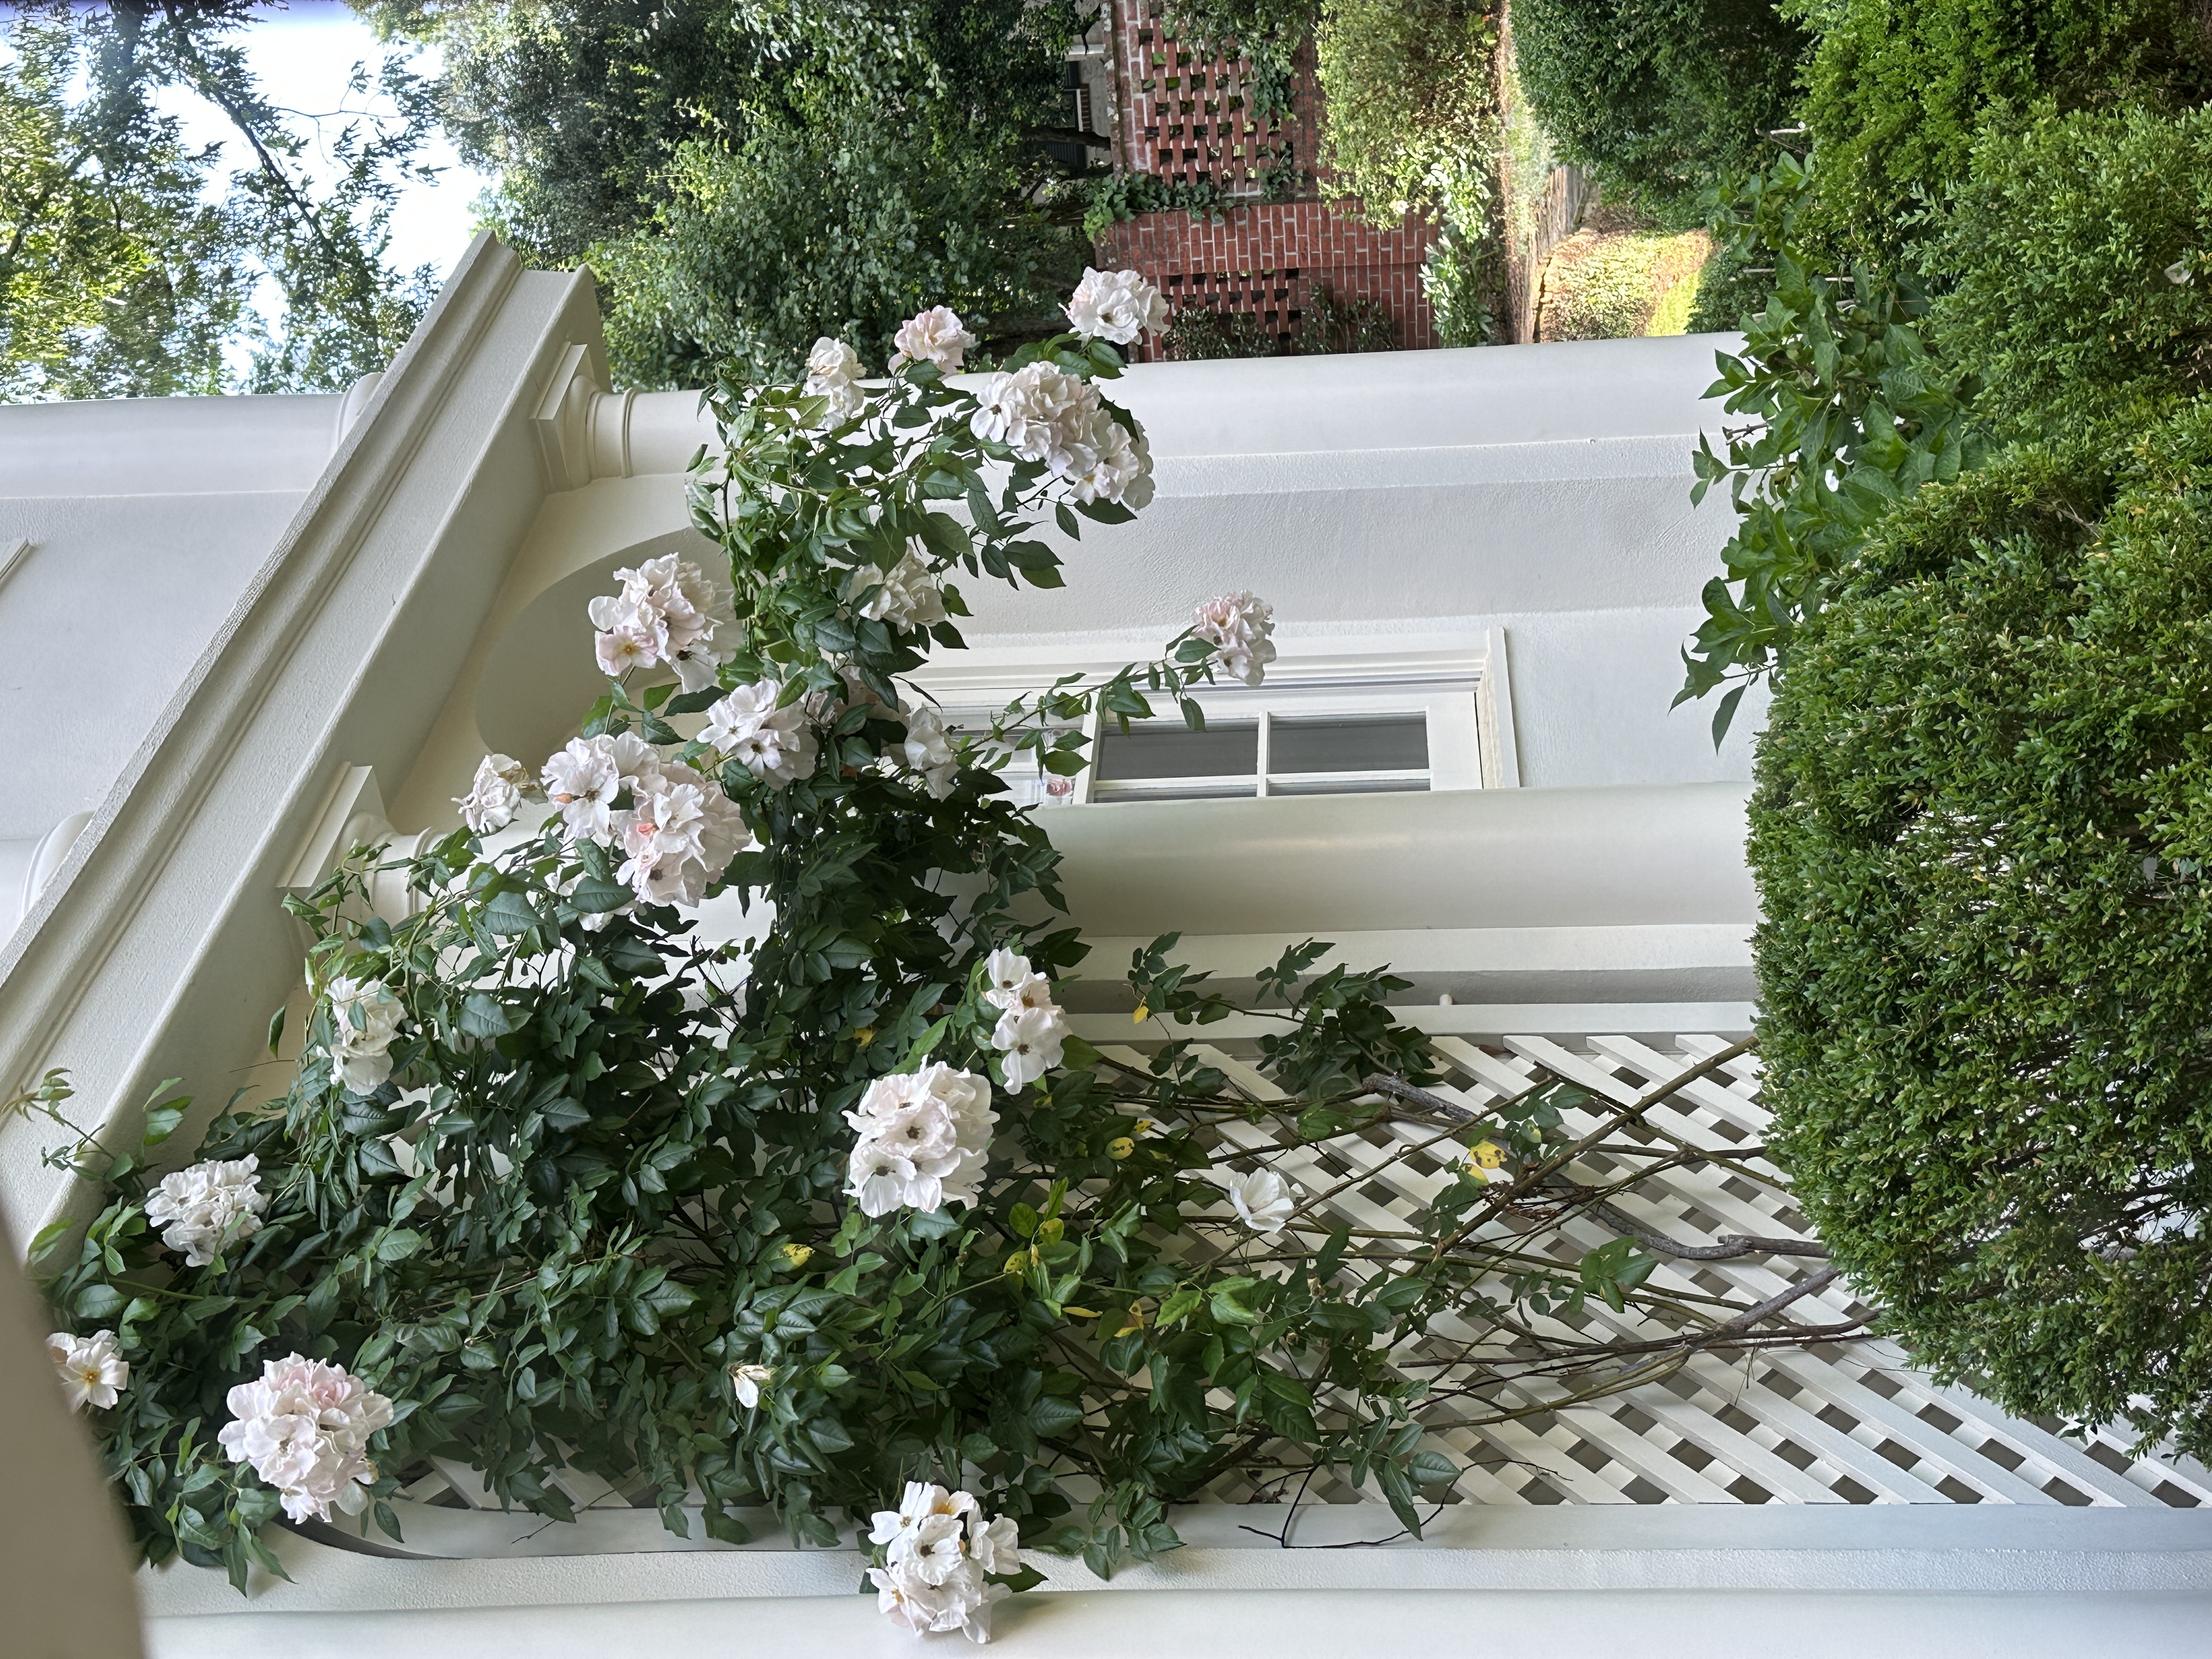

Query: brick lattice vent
[1102,0,1439,358]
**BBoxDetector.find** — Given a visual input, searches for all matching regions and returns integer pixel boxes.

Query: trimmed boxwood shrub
[1751,402,2212,1455]
[1801,0,2212,266]
[1928,103,2212,443]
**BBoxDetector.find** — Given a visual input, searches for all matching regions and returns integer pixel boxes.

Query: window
[913,641,1511,808]
[1093,711,1431,802]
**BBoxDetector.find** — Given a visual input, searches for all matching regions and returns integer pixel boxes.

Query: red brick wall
[1110,0,1318,191]
[1097,204,1440,358]
[1101,0,1439,357]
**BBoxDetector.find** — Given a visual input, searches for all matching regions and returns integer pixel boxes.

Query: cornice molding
[0,235,591,1245]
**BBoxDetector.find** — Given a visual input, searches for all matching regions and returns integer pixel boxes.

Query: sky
[155,1,496,285]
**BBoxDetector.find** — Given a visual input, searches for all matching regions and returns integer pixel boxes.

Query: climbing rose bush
[29,284,1601,1602]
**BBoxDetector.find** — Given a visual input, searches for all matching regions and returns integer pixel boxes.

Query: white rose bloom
[325,975,405,1096]
[867,1482,1016,1642]
[969,361,1099,471]
[843,1064,997,1216]
[615,761,756,906]
[591,597,663,677]
[47,1329,129,1411]
[994,1003,1066,1093]
[217,1353,395,1523]
[703,680,820,787]
[805,336,868,424]
[981,948,1036,1005]
[145,1154,269,1266]
[541,736,625,841]
[890,306,977,371]
[900,704,960,799]
[729,1363,774,1409]
[848,549,949,630]
[1065,266,1169,345]
[455,752,537,834]
[1062,407,1155,509]
[1192,590,1278,687]
[966,1509,1021,1577]
[586,555,736,692]
[1223,1167,1296,1238]
[980,947,1066,1090]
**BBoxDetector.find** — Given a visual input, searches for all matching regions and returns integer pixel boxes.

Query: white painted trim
[1069,1001,1759,1041]
[140,1585,2212,1659]
[1479,624,1521,787]
[0,537,33,599]
[136,1506,2212,1659]
[0,235,608,1245]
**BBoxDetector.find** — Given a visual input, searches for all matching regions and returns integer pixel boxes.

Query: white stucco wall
[391,333,1761,823]
[0,393,360,839]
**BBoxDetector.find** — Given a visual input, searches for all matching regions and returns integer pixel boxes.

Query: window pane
[1096,721,1260,782]
[1269,715,1429,775]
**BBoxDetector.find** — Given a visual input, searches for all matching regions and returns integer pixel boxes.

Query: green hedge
[1511,0,1808,222]
[1801,0,2212,266]
[1751,403,2212,1455]
[1928,103,2212,442]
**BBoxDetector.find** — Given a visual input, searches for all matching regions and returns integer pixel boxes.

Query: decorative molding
[334,372,385,447]
[531,342,599,492]
[0,233,589,1245]
[530,343,628,492]
[1477,625,1521,787]
[0,537,33,600]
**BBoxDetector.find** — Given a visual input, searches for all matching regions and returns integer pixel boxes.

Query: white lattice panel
[362,1030,2209,1558]
[1103,1031,2212,1514]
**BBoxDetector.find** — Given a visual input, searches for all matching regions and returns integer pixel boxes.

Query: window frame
[911,633,1518,808]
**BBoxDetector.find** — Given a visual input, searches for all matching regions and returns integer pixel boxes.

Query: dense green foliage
[1512,0,1808,222]
[1316,0,1498,225]
[1,1,436,398]
[1925,103,2212,442]
[1666,0,2212,1446]
[30,309,1782,1590]
[373,0,768,266]
[1312,0,1504,344]
[386,0,1091,385]
[1678,157,1984,741]
[1797,0,2212,266]
[596,112,1074,390]
[1751,409,2212,1454]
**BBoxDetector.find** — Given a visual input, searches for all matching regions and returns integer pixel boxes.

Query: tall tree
[380,0,1093,386]
[1,1,439,400]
